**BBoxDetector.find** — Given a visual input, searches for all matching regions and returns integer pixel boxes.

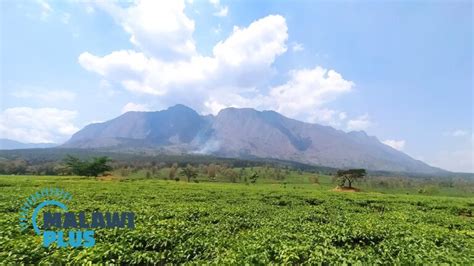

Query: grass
[0,175,473,264]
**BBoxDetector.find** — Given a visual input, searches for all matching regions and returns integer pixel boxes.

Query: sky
[0,0,472,172]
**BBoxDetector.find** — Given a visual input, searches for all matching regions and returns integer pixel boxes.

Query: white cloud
[209,0,228,17]
[346,114,371,131]
[79,1,356,124]
[204,100,229,115]
[382,139,406,151]
[338,112,347,120]
[11,88,76,102]
[0,107,78,143]
[95,0,196,60]
[121,102,151,113]
[79,13,289,108]
[98,79,119,96]
[268,67,354,118]
[213,15,287,67]
[291,42,304,52]
[214,6,228,17]
[36,0,52,20]
[33,1,70,25]
[213,24,222,34]
[307,108,347,127]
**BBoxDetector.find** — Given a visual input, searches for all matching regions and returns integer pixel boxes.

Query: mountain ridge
[0,139,57,150]
[62,104,445,174]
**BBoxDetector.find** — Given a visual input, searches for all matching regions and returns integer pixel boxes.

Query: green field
[1,175,473,264]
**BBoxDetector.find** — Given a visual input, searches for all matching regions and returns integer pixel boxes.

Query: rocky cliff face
[63,104,444,174]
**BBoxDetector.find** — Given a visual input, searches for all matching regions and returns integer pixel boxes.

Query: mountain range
[0,139,57,150]
[61,104,444,174]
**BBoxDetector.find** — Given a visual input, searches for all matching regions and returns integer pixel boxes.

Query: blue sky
[0,0,472,172]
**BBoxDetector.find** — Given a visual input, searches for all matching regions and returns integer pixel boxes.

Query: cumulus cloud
[121,102,151,113]
[346,114,371,131]
[268,67,354,118]
[11,88,76,102]
[79,9,289,108]
[0,107,78,143]
[307,108,347,128]
[382,139,406,151]
[79,0,356,124]
[94,0,196,60]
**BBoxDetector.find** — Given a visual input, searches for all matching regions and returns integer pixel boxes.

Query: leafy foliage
[249,172,259,183]
[0,175,473,264]
[63,155,112,177]
[180,164,198,182]
[336,169,367,188]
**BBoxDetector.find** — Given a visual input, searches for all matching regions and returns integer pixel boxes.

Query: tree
[224,168,238,183]
[336,169,366,188]
[249,172,259,184]
[309,175,319,184]
[87,157,113,177]
[207,163,216,181]
[63,155,112,177]
[169,164,178,180]
[181,164,198,182]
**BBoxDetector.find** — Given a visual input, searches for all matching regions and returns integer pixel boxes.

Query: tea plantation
[0,175,472,264]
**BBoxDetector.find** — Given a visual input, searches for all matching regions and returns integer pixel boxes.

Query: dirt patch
[331,186,361,192]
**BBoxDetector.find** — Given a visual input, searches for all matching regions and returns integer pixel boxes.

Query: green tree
[249,172,259,184]
[88,157,112,177]
[309,175,319,184]
[63,155,87,176]
[207,163,216,181]
[181,164,198,182]
[224,168,238,183]
[336,169,366,188]
[169,163,178,180]
[63,155,112,177]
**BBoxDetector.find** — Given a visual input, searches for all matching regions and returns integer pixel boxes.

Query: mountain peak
[167,104,196,112]
[63,104,443,174]
[218,106,259,115]
[0,138,57,150]
[348,130,369,137]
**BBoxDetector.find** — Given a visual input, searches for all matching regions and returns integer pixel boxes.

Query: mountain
[0,139,57,150]
[63,104,445,174]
